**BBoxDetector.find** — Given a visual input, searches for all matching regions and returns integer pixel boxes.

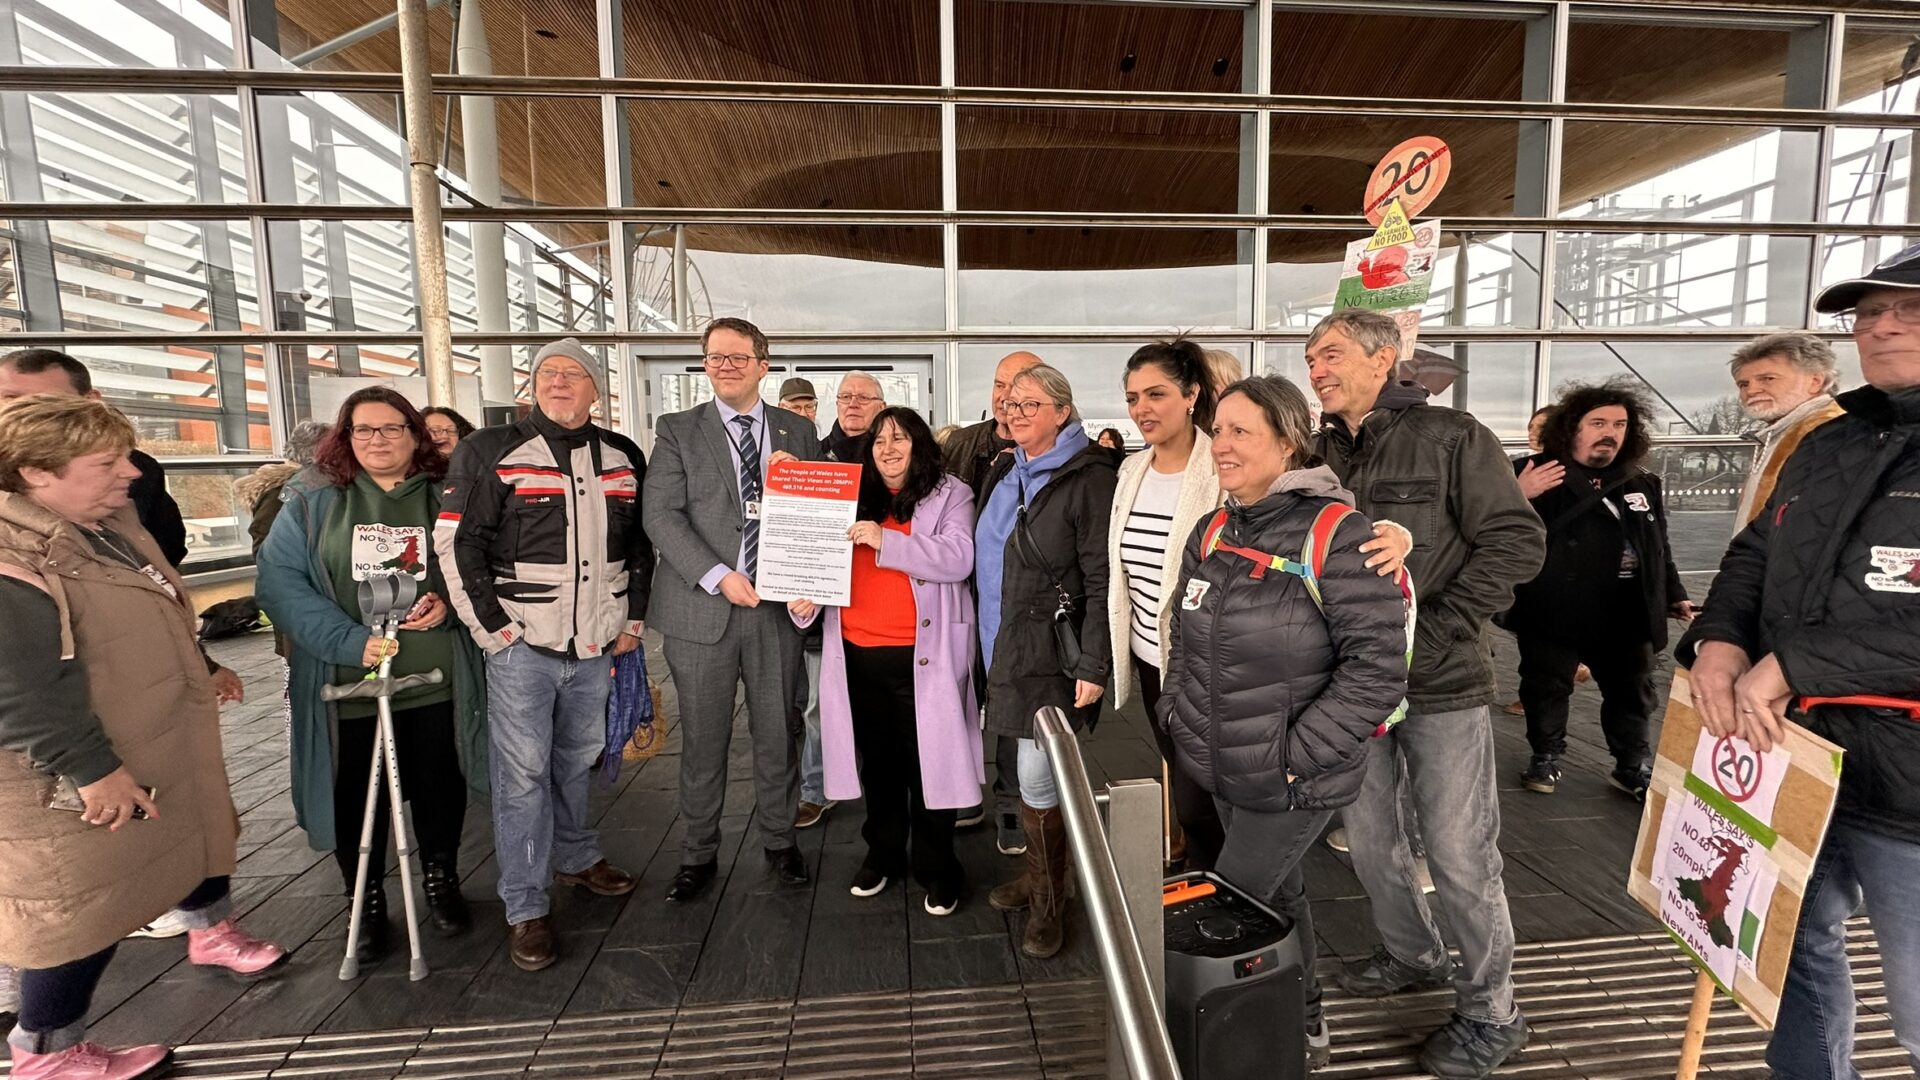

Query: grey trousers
[1340,706,1520,1025]
[664,603,804,863]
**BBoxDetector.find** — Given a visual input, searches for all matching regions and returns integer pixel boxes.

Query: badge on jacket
[1624,492,1651,513]
[1866,545,1920,594]
[1181,579,1211,611]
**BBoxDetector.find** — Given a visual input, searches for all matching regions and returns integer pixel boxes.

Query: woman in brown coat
[0,395,285,1080]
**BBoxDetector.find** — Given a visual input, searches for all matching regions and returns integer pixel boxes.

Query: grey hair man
[1729,332,1844,527]
[1305,308,1547,1079]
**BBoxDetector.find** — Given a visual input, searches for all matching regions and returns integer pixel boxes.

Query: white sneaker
[129,909,192,939]
[1306,1018,1331,1070]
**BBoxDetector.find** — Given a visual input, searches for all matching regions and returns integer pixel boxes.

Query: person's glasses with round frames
[703,353,760,370]
[1002,399,1055,418]
[349,424,410,442]
[1839,295,1920,333]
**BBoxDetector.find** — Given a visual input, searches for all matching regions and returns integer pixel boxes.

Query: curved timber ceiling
[257,0,1914,271]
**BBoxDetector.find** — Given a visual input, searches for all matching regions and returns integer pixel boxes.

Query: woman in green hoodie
[256,387,487,965]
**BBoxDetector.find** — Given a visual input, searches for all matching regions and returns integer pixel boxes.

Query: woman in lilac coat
[789,408,982,915]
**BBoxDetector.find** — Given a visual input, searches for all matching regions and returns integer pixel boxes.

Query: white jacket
[1106,432,1223,709]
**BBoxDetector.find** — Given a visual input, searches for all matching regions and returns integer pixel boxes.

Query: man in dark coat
[1306,309,1545,1080]
[1681,247,1920,1078]
[1508,379,1693,802]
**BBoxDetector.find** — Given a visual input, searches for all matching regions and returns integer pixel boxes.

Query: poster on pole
[753,460,862,607]
[1627,669,1844,1028]
[1334,214,1441,357]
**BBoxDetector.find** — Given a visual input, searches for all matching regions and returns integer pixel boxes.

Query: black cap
[777,377,817,402]
[1814,241,1920,313]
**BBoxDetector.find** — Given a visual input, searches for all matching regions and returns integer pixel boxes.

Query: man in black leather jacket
[1680,248,1920,1078]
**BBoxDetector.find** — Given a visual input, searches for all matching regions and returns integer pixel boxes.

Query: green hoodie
[320,471,456,718]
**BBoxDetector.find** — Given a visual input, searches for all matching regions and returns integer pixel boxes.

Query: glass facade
[0,0,1916,573]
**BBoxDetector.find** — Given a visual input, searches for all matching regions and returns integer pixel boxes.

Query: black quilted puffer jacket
[1679,384,1920,844]
[1158,466,1411,813]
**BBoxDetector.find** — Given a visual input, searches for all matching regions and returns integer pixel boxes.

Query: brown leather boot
[1021,805,1067,959]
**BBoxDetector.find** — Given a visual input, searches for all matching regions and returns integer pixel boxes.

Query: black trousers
[1516,631,1660,768]
[332,698,467,888]
[845,642,962,892]
[16,877,229,1042]
[1134,656,1225,872]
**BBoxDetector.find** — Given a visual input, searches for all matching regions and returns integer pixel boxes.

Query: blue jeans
[800,647,825,805]
[1767,819,1920,1079]
[486,642,612,926]
[1016,737,1058,810]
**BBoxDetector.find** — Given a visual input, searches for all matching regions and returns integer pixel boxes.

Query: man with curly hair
[1506,379,1694,801]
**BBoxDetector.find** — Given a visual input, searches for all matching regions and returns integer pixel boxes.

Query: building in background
[0,0,1914,583]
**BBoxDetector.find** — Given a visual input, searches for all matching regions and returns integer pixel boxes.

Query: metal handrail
[1034,706,1180,1080]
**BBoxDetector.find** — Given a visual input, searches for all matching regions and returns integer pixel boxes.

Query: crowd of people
[0,243,1916,1079]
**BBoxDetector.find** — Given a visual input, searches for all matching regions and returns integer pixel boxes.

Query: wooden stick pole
[1675,971,1715,1080]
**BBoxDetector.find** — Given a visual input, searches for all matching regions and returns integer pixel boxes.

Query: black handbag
[1013,503,1083,679]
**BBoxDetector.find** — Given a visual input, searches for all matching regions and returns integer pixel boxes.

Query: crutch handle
[321,668,446,702]
[1797,694,1920,719]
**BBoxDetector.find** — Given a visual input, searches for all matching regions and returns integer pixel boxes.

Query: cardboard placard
[1336,217,1441,357]
[1363,136,1452,225]
[1627,669,1844,1029]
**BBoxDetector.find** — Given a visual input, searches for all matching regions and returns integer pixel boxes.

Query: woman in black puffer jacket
[1160,375,1409,1065]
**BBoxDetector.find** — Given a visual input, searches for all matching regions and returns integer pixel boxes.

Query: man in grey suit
[643,317,822,900]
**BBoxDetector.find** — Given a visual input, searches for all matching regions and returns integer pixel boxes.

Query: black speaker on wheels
[1162,871,1306,1080]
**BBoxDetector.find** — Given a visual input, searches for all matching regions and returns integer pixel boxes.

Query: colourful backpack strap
[1295,502,1359,606]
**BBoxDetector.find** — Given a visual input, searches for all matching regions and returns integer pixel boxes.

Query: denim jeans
[1341,706,1519,1025]
[1767,819,1920,1079]
[1016,737,1058,810]
[486,641,612,926]
[799,647,826,805]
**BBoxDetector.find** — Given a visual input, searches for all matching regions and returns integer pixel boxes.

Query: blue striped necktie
[733,414,761,579]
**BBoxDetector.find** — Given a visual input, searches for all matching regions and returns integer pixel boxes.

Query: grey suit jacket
[643,401,822,645]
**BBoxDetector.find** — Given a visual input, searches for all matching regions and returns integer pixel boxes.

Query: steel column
[398,0,457,408]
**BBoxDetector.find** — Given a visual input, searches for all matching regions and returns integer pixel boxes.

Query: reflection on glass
[1264,340,1535,438]
[627,0,936,84]
[959,227,1251,329]
[626,101,940,211]
[1552,233,1813,329]
[6,0,231,68]
[961,0,1242,93]
[1267,232,1544,332]
[1826,127,1916,229]
[1840,22,1920,117]
[1270,115,1547,219]
[961,107,1245,214]
[1566,12,1821,109]
[627,224,943,332]
[1649,441,1758,577]
[1560,124,1820,223]
[18,93,244,204]
[163,465,266,569]
[1271,7,1546,101]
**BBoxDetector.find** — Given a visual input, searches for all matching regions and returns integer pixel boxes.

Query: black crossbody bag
[1012,502,1084,679]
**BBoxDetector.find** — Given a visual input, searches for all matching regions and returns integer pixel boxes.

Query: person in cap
[645,317,823,902]
[1682,243,1920,1078]
[778,378,819,428]
[433,337,654,972]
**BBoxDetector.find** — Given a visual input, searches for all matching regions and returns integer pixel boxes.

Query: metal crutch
[321,571,444,982]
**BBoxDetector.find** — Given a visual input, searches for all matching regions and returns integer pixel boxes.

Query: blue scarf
[975,425,1091,669]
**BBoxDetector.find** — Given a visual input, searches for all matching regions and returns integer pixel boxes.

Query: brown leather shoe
[1022,805,1067,959]
[555,859,637,897]
[508,916,557,972]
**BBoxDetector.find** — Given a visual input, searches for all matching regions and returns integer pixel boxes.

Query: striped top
[1121,466,1185,666]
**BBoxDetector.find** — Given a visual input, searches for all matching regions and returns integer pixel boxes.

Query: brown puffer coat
[0,495,238,969]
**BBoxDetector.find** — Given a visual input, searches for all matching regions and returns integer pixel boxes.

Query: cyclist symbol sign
[1710,736,1763,803]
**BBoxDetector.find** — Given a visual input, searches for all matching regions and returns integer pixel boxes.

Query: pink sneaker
[9,1041,171,1080]
[186,920,288,980]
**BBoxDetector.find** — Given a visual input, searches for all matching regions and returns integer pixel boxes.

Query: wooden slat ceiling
[259,0,1914,271]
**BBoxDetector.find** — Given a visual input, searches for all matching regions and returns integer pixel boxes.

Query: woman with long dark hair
[421,406,477,457]
[256,387,489,965]
[788,407,980,914]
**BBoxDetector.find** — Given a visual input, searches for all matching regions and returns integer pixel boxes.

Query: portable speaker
[1162,871,1306,1080]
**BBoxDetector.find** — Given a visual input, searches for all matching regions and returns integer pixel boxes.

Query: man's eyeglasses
[1839,295,1920,332]
[1002,399,1054,418]
[836,393,882,405]
[535,368,592,386]
[703,353,761,370]
[349,424,410,442]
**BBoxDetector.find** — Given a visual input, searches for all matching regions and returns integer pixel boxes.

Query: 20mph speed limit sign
[1363,136,1452,225]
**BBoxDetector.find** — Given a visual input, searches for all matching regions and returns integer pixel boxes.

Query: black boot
[422,857,472,936]
[350,885,390,964]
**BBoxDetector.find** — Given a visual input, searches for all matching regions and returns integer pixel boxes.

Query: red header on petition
[767,460,862,500]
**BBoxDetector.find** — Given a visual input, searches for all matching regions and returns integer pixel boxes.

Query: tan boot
[1021,805,1067,959]
[988,869,1030,912]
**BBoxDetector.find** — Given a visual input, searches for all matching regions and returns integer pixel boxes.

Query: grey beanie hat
[532,337,606,400]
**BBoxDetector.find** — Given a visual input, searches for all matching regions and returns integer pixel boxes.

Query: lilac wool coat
[795,474,984,811]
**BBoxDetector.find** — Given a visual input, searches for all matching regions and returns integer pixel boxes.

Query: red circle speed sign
[1363,136,1452,225]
